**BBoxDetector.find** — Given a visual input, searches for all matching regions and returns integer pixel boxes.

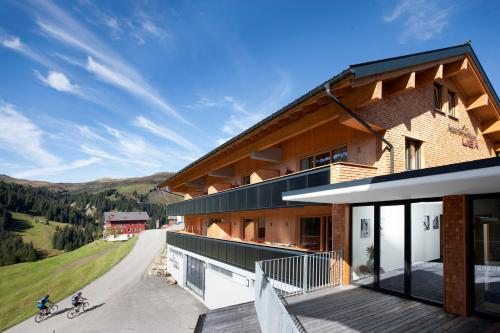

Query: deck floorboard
[201,286,499,332]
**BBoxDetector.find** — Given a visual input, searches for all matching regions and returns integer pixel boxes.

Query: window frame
[241,175,251,186]
[447,90,456,118]
[298,144,348,171]
[299,216,322,250]
[405,139,422,171]
[433,83,442,111]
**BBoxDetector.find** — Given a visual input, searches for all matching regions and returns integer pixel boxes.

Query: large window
[411,201,443,303]
[300,217,321,250]
[472,195,500,317]
[448,91,456,117]
[405,139,422,170]
[352,206,375,286]
[299,145,348,171]
[332,146,348,163]
[433,83,442,111]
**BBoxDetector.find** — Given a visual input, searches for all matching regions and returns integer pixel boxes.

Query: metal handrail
[258,251,343,298]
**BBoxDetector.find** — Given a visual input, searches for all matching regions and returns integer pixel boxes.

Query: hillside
[0,237,137,331]
[0,172,182,205]
[9,212,66,258]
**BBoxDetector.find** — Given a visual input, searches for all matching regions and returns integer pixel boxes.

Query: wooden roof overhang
[162,43,500,191]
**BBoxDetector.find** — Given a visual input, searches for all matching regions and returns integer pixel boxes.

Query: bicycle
[66,300,90,319]
[34,302,59,323]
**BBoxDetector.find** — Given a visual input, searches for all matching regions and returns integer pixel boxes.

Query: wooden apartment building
[163,43,500,317]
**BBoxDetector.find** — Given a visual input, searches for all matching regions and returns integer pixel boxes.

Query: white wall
[411,202,442,264]
[167,246,185,287]
[167,245,256,309]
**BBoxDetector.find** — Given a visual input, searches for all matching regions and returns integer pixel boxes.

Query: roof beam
[416,64,443,86]
[250,147,283,163]
[466,94,489,112]
[185,178,206,188]
[482,120,500,135]
[340,80,382,108]
[384,72,415,97]
[444,58,469,77]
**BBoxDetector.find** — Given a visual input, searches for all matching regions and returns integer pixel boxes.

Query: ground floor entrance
[471,193,500,317]
[350,199,444,304]
[186,255,205,299]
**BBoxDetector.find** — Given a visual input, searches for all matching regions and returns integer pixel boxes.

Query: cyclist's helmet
[45,294,50,299]
[77,292,82,296]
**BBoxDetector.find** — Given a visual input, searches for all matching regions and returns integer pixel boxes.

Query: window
[448,91,456,117]
[242,175,251,186]
[332,146,348,163]
[300,217,321,250]
[405,139,422,170]
[299,145,348,171]
[300,156,314,171]
[258,218,266,241]
[314,152,331,167]
[433,83,442,111]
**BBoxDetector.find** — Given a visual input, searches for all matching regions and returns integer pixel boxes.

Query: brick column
[332,204,350,285]
[443,195,470,316]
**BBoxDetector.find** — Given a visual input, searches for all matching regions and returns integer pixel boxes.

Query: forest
[0,181,167,266]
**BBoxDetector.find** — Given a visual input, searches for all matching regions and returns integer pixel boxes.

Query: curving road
[7,228,207,333]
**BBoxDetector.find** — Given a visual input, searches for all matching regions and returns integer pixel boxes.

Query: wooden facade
[164,44,499,254]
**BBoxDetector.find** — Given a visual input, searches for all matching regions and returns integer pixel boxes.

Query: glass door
[472,195,500,317]
[378,205,405,293]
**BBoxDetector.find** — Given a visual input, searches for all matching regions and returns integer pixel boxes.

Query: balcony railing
[254,251,343,333]
[166,231,307,272]
[166,165,330,216]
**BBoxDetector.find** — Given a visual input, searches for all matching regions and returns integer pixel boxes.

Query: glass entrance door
[472,195,500,317]
[379,205,405,293]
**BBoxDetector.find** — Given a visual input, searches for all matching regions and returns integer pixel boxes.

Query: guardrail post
[303,255,308,293]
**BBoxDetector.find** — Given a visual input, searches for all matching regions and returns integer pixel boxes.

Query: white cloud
[133,116,197,152]
[78,125,105,141]
[32,0,187,123]
[85,56,184,123]
[13,157,101,179]
[0,103,60,167]
[383,0,452,42]
[0,35,53,67]
[34,70,80,94]
[192,73,292,143]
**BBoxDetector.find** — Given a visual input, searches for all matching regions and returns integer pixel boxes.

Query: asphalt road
[7,228,207,333]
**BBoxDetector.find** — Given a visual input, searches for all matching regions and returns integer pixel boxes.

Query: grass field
[10,212,67,257]
[0,237,137,331]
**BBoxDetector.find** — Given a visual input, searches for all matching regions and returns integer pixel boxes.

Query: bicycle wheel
[82,302,90,311]
[50,304,59,314]
[34,313,44,323]
[67,309,77,319]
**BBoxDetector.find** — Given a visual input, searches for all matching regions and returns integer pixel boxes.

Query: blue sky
[0,0,499,182]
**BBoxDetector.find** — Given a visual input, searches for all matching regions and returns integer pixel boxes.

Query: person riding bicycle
[36,295,51,315]
[71,291,87,308]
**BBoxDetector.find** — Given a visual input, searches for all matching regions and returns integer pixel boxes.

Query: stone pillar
[332,204,350,285]
[443,195,470,316]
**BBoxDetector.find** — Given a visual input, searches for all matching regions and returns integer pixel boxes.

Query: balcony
[166,165,331,216]
[167,162,378,216]
[166,231,307,272]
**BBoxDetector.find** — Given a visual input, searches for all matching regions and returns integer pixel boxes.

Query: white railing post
[303,255,308,293]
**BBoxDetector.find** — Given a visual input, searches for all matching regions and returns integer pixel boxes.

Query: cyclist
[36,295,51,315]
[71,291,87,308]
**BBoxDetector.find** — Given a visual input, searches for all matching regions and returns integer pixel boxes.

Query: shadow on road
[53,307,73,316]
[70,303,106,319]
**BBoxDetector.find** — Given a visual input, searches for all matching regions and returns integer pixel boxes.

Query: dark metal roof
[164,42,499,187]
[104,211,150,222]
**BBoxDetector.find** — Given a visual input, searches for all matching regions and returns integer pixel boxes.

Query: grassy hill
[0,237,137,331]
[0,172,182,205]
[9,212,67,258]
